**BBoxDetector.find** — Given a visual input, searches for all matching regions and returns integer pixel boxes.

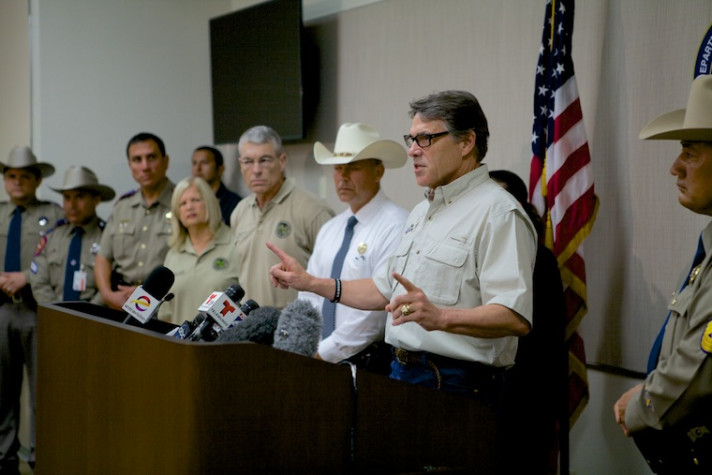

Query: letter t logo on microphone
[220,300,236,317]
[205,293,219,305]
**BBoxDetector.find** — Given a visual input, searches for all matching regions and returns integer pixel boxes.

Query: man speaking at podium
[268,90,536,409]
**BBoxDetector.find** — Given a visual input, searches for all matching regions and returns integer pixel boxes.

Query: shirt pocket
[421,240,469,306]
[391,234,414,276]
[114,222,136,261]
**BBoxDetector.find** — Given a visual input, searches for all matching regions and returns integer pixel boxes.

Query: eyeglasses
[238,156,276,168]
[403,131,450,148]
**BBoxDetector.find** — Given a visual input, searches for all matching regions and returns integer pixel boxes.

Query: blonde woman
[158,177,240,325]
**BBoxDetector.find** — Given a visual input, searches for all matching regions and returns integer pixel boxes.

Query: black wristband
[331,278,342,303]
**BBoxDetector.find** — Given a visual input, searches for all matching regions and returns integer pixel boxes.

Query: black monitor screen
[210,0,303,144]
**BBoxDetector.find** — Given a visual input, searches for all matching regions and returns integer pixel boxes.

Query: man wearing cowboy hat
[296,123,408,371]
[94,132,175,310]
[0,146,63,473]
[30,166,115,305]
[230,125,333,309]
[614,74,712,473]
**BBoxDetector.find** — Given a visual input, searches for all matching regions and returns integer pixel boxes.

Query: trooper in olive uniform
[94,132,174,310]
[0,146,63,473]
[31,166,115,305]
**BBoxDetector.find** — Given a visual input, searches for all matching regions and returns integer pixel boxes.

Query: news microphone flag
[122,265,175,324]
[123,287,161,324]
[529,0,598,430]
[198,291,246,330]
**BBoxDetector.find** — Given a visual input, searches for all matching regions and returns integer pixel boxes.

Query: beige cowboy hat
[640,74,712,141]
[51,166,116,202]
[1,146,55,177]
[314,122,407,168]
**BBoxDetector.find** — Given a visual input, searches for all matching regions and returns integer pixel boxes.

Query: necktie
[647,235,706,373]
[4,206,23,272]
[321,216,358,338]
[63,227,84,301]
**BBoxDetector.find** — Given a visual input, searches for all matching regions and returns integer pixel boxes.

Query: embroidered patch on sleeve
[701,320,712,354]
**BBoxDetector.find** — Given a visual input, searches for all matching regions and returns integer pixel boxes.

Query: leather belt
[394,347,504,380]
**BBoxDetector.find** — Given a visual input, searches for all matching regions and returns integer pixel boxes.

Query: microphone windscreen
[273,299,322,357]
[141,265,175,300]
[217,306,281,345]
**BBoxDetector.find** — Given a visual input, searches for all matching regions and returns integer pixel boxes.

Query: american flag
[529,0,598,429]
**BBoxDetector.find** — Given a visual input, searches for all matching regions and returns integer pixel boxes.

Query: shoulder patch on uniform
[701,320,712,354]
[30,261,39,274]
[34,235,48,257]
[117,189,138,204]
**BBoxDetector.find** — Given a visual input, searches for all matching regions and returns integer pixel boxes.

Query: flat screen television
[210,0,304,144]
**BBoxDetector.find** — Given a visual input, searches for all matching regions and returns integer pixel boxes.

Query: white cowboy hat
[1,146,55,178]
[640,74,712,141]
[51,166,116,202]
[313,122,407,168]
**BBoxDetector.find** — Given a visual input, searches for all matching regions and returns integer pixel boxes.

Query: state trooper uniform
[0,147,62,473]
[30,166,115,305]
[98,180,174,287]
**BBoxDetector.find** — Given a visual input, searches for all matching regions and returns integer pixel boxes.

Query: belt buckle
[395,348,407,364]
[395,348,418,365]
[11,293,22,304]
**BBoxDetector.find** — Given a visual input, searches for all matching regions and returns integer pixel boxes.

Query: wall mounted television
[210,0,304,144]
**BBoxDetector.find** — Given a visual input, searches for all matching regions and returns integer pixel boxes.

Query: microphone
[272,299,322,357]
[174,313,205,340]
[122,266,175,324]
[241,299,260,315]
[188,284,247,342]
[217,306,281,345]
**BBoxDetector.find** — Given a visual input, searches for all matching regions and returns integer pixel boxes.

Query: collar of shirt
[248,177,295,211]
[128,180,175,209]
[428,164,490,209]
[351,189,390,227]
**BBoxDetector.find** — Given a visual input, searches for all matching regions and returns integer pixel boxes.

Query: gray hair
[238,125,283,156]
[409,90,489,161]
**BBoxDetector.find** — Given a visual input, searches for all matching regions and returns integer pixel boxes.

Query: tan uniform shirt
[158,224,241,325]
[0,199,64,286]
[98,182,174,285]
[626,220,712,433]
[30,216,105,305]
[230,178,333,308]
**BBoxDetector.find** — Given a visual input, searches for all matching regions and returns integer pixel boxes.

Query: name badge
[73,270,87,292]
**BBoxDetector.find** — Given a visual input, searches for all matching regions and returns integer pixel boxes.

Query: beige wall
[0,0,30,201]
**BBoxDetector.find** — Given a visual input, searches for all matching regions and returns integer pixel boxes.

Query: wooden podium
[36,302,496,474]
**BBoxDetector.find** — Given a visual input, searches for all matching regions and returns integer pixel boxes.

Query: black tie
[63,227,84,301]
[321,216,358,338]
[4,206,23,272]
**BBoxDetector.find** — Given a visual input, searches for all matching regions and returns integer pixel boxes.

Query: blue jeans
[389,350,504,409]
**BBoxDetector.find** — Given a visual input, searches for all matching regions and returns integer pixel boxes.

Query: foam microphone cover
[142,265,175,300]
[217,306,281,345]
[272,299,322,357]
